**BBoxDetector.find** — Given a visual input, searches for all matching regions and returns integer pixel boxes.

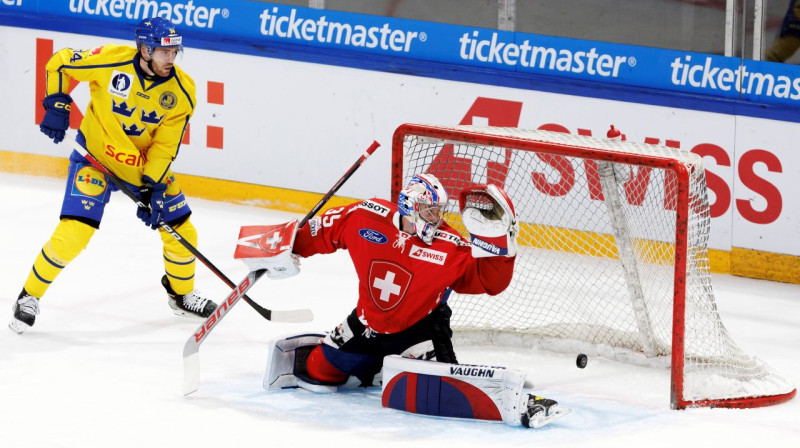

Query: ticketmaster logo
[68,0,227,28]
[670,55,800,100]
[258,7,423,53]
[459,31,631,78]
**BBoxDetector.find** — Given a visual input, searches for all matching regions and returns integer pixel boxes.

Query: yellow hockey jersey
[45,44,196,186]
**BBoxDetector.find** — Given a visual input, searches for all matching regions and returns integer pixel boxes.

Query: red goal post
[391,123,796,409]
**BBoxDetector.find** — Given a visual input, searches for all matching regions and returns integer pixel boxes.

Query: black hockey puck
[576,354,588,369]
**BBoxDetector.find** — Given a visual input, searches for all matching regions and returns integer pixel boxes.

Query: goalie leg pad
[381,355,527,425]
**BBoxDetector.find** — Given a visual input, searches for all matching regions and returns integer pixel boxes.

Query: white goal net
[392,124,795,409]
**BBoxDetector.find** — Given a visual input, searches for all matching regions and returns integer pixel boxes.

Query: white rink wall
[1,25,799,266]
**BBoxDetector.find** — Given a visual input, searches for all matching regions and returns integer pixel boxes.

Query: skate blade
[171,308,206,319]
[8,318,31,334]
[529,407,572,429]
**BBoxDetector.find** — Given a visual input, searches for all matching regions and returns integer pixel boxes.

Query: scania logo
[359,228,388,244]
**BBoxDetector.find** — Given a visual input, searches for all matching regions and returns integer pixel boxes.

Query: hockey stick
[64,135,312,323]
[182,140,382,396]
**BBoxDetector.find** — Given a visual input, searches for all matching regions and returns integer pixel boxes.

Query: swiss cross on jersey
[234,221,298,272]
[368,261,413,311]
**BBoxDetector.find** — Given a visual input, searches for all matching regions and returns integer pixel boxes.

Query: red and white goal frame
[391,123,796,410]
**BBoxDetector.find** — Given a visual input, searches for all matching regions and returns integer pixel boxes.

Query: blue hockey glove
[137,175,167,230]
[40,93,73,144]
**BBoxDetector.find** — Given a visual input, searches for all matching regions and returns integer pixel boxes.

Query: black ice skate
[9,289,40,334]
[520,394,571,429]
[161,275,217,318]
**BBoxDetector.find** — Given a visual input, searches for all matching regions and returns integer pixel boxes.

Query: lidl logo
[74,166,107,197]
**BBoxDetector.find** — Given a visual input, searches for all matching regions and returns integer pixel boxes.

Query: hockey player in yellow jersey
[10,18,218,334]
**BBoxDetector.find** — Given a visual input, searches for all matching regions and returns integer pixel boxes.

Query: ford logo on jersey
[359,228,388,244]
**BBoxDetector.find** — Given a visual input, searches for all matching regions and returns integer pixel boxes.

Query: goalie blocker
[234,221,301,279]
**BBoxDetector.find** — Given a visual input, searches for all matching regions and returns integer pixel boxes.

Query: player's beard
[150,59,172,77]
[140,55,171,79]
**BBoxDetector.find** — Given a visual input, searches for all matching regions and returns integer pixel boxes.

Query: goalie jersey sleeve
[45,44,196,185]
[293,199,515,334]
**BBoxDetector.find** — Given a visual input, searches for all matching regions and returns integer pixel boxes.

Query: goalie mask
[398,173,448,245]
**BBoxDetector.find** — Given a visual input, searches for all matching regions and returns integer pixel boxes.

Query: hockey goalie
[234,173,569,428]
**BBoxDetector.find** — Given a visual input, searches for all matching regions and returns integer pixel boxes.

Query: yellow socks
[24,219,95,298]
[160,218,197,295]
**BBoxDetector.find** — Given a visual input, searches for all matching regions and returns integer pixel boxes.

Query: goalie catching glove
[234,221,301,279]
[459,184,518,258]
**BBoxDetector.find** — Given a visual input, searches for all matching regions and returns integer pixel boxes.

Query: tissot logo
[358,200,390,216]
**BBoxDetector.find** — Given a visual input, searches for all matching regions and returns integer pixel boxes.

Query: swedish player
[10,18,218,334]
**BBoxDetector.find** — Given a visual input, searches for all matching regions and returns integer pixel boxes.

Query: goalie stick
[64,135,311,324]
[182,140,382,396]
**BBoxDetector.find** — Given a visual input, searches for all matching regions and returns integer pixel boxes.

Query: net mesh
[397,125,794,406]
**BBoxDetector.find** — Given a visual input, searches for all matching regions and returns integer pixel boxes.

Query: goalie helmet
[134,17,183,56]
[398,173,448,245]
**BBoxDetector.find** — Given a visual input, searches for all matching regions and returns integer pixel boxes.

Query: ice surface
[1,172,798,448]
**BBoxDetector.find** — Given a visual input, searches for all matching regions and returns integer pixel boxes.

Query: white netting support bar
[597,161,658,357]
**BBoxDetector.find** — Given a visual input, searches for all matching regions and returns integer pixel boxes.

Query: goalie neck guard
[398,173,448,245]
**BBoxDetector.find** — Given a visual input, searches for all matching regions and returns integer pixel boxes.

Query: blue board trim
[3,10,799,123]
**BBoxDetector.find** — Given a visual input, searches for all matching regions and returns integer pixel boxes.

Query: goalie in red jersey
[294,173,515,375]
[242,173,568,428]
